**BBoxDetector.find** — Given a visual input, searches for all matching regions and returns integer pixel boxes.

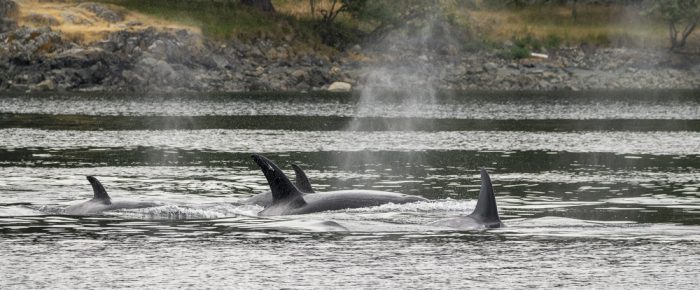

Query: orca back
[86,176,111,204]
[467,168,501,227]
[251,155,306,208]
[292,164,315,193]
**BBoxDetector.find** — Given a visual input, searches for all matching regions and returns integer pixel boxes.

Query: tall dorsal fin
[291,164,315,193]
[252,154,306,208]
[468,168,500,225]
[86,176,111,203]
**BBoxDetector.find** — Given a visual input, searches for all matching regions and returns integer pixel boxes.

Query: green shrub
[513,33,542,51]
[583,32,610,46]
[544,33,562,48]
[505,46,531,59]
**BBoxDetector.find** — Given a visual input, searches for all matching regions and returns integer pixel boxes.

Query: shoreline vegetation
[0,0,699,93]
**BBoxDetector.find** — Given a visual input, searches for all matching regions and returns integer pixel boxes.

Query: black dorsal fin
[468,168,501,225]
[291,164,315,193]
[252,154,306,207]
[86,176,111,203]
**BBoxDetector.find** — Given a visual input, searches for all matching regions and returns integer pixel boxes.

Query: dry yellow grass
[463,3,697,49]
[275,0,342,19]
[14,0,199,43]
[278,1,696,49]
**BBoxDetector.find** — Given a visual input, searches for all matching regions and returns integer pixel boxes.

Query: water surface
[1,91,698,288]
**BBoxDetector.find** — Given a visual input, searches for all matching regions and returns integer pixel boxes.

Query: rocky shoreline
[1,1,699,93]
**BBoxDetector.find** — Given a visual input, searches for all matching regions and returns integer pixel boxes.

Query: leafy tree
[647,0,700,50]
[305,0,366,48]
[305,0,460,48]
[306,0,448,35]
[308,0,365,27]
[353,0,450,40]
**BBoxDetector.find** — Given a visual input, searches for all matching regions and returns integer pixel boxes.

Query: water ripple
[2,128,698,155]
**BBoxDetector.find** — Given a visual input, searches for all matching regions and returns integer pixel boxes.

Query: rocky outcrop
[0,18,698,92]
[438,48,700,90]
[77,2,123,23]
[0,24,357,92]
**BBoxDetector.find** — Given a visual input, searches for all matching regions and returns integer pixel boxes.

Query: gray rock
[291,69,306,80]
[253,66,264,77]
[78,2,123,23]
[125,21,142,27]
[22,13,59,26]
[314,66,331,82]
[139,56,159,68]
[266,47,278,59]
[327,81,351,92]
[467,66,484,74]
[211,55,229,69]
[61,11,93,25]
[294,82,310,92]
[35,78,56,91]
[148,39,168,57]
[483,62,498,72]
[542,71,558,79]
[152,60,177,82]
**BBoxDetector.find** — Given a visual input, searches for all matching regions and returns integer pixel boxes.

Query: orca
[64,176,161,215]
[251,154,427,216]
[431,168,502,229]
[244,164,315,207]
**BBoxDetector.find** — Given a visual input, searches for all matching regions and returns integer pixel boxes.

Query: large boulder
[61,11,93,25]
[328,81,351,92]
[1,27,65,55]
[34,78,56,91]
[77,2,123,23]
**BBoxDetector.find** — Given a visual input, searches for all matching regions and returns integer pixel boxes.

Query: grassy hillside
[467,3,675,49]
[95,0,694,51]
[14,0,202,42]
[101,0,318,40]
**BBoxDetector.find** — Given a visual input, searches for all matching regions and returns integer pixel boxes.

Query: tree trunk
[310,0,316,17]
[669,21,679,50]
[240,0,275,13]
[678,19,698,50]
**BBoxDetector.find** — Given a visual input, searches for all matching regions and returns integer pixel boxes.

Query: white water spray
[348,11,456,131]
[342,5,459,171]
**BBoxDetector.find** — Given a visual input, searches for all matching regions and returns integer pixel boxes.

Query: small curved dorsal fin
[468,168,500,224]
[291,164,315,193]
[252,154,306,208]
[86,176,111,202]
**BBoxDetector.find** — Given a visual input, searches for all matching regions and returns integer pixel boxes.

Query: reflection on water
[0,91,699,288]
[1,215,699,288]
[1,91,699,119]
[1,129,699,154]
